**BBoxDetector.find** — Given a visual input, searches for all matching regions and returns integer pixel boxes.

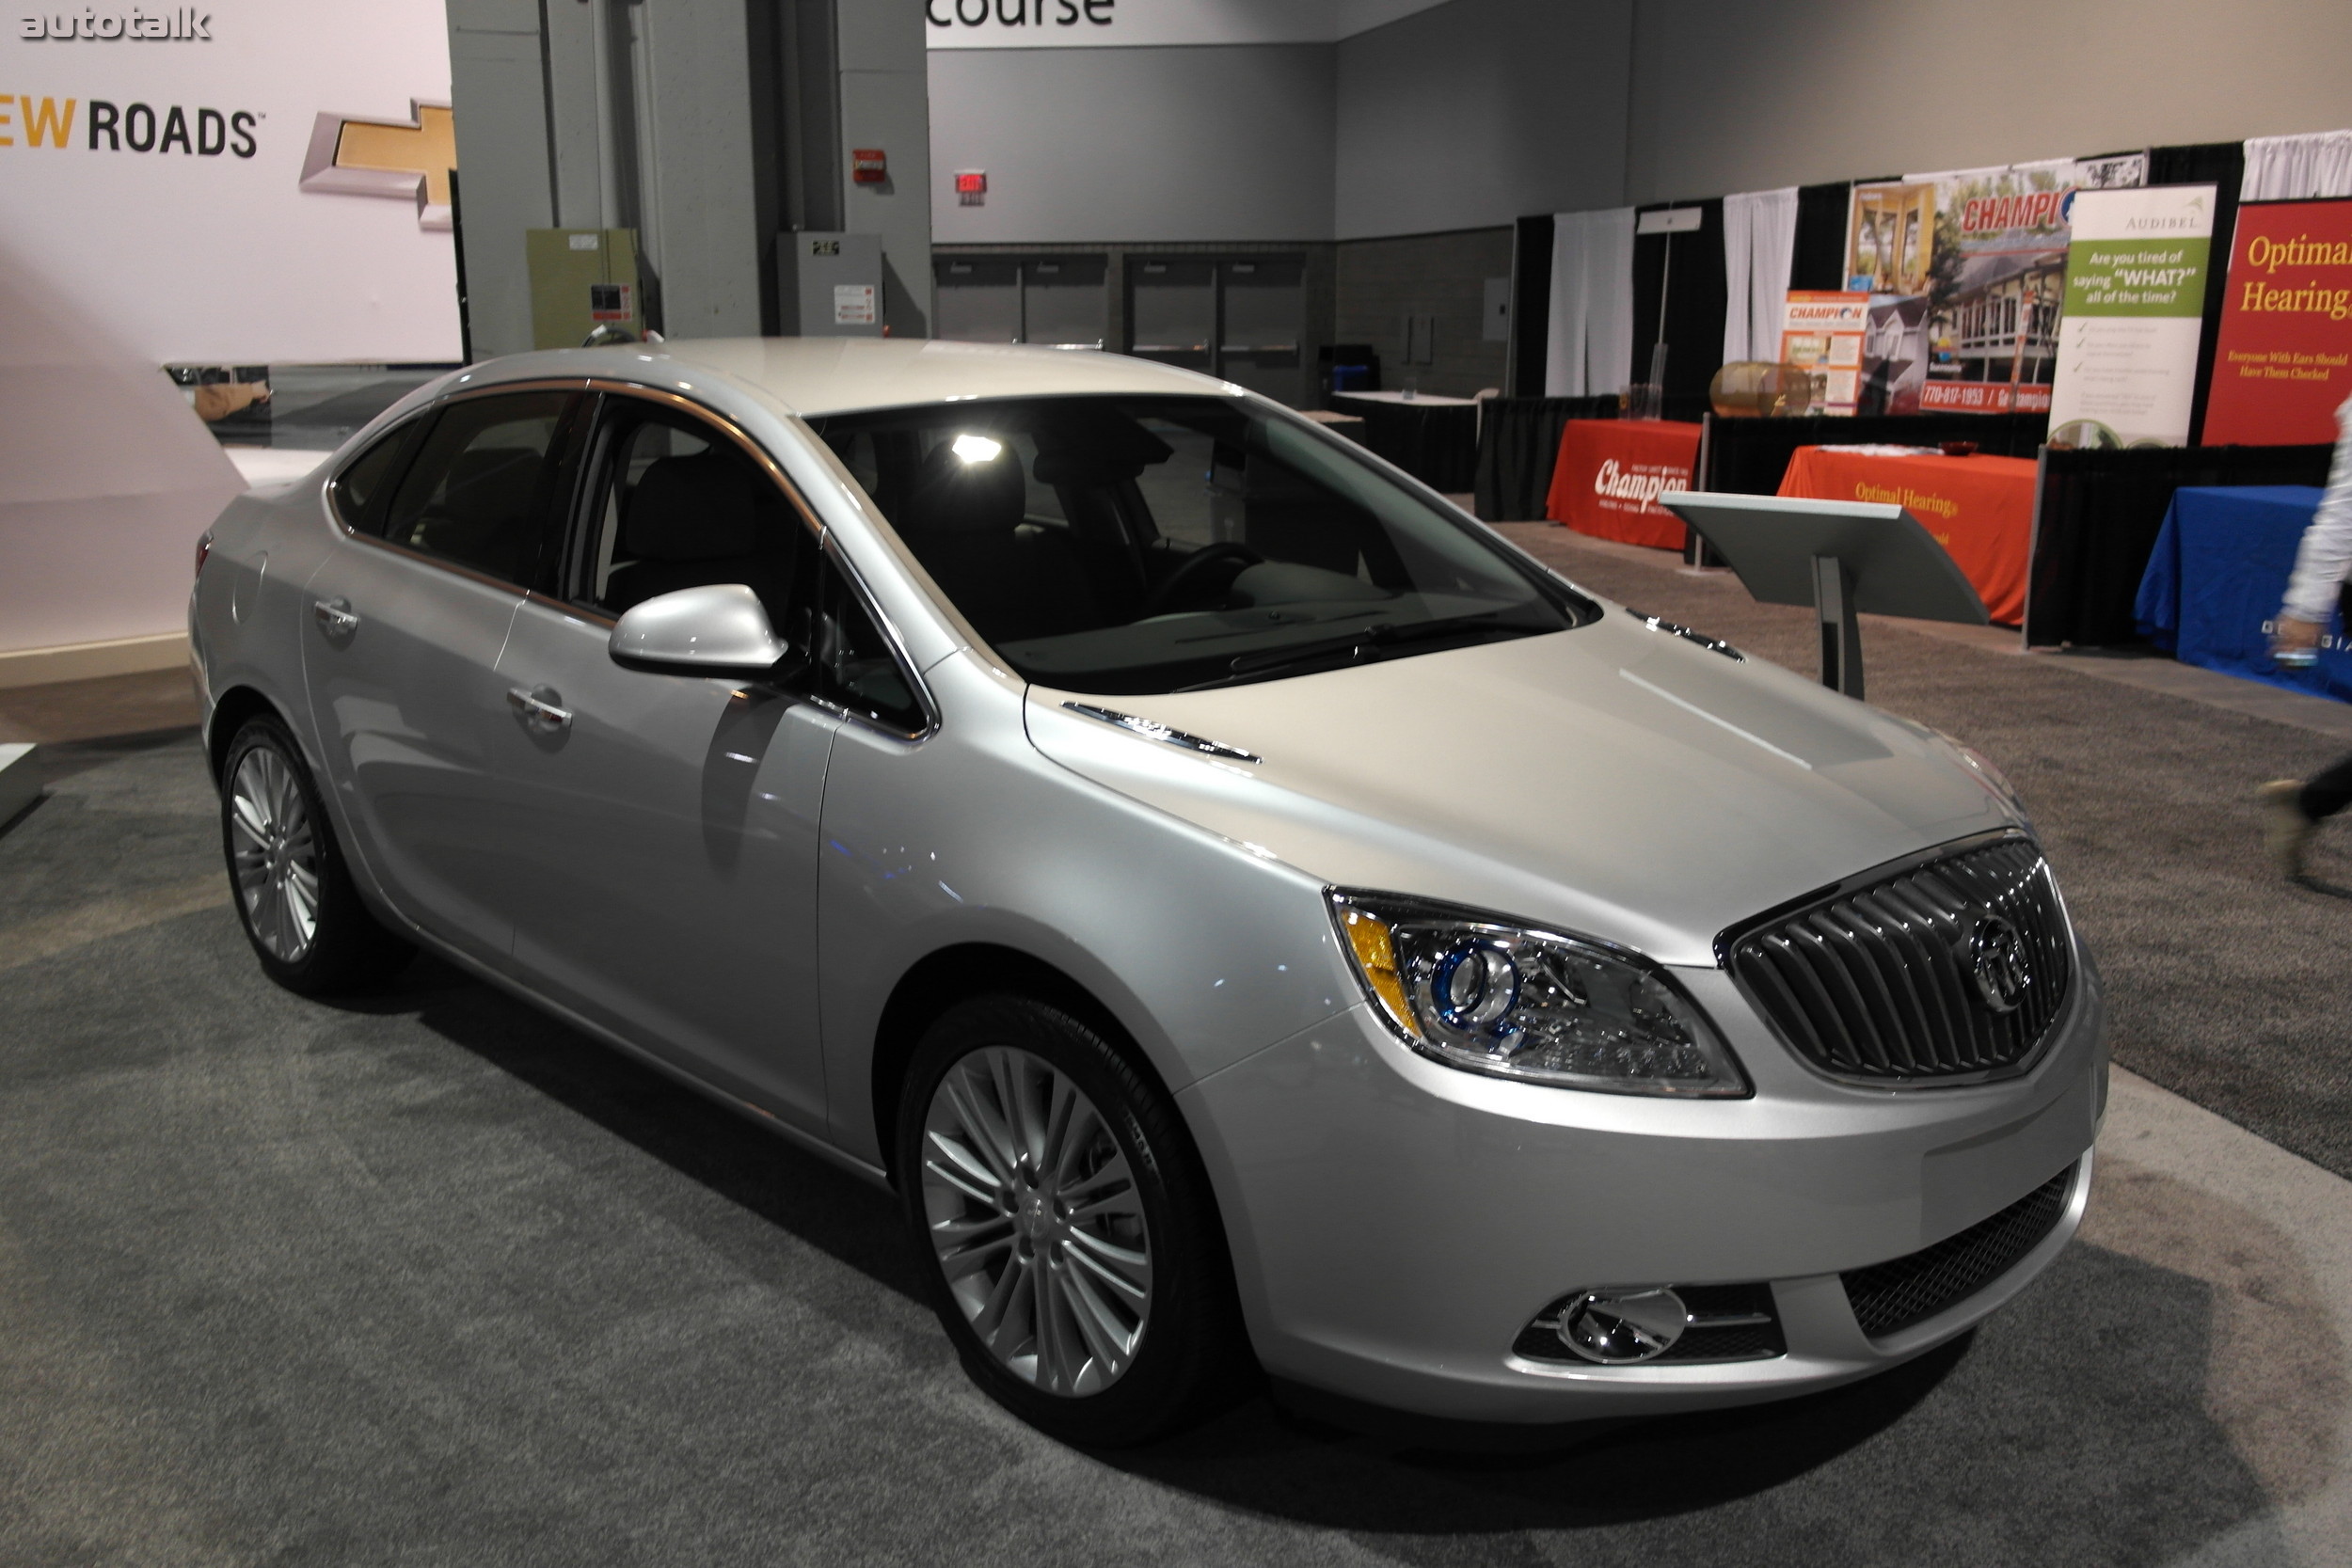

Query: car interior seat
[894,439,1102,643]
[605,451,797,620]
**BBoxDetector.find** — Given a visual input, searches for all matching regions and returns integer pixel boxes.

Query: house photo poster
[1846,154,2147,416]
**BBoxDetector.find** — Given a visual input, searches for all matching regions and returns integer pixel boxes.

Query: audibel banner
[0,1,458,364]
[2202,198,2352,447]
[2045,185,2216,449]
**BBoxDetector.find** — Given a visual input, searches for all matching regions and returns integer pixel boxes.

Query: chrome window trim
[817,532,942,744]
[326,381,591,596]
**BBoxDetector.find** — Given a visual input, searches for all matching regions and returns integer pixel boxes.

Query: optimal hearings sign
[0,2,459,364]
[2202,199,2352,446]
[2046,185,2216,449]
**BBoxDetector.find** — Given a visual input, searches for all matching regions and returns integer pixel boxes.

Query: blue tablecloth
[2135,485,2341,698]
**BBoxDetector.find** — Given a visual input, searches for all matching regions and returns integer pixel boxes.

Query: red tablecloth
[1777,446,2036,626]
[1545,420,1701,550]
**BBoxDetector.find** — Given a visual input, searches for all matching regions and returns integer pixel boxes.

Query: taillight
[195,530,215,579]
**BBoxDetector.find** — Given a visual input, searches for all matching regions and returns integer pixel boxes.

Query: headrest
[624,453,758,561]
[442,447,541,525]
[1030,407,1173,487]
[898,436,1025,535]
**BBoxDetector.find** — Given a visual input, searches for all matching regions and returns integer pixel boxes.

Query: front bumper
[1179,956,2106,1423]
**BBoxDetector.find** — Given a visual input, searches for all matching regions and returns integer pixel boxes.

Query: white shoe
[2260,779,2313,879]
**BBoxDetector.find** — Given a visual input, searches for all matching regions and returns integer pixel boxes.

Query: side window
[377,391,574,585]
[328,418,418,535]
[812,559,928,736]
[576,404,817,631]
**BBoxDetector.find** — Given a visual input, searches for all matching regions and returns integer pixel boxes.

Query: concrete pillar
[835,2,933,338]
[445,0,554,359]
[451,0,928,354]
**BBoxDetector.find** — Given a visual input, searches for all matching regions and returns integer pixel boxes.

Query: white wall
[1624,0,2352,204]
[933,0,2352,247]
[928,44,1336,243]
[1333,0,1631,239]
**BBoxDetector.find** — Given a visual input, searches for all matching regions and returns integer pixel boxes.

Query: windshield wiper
[1179,612,1534,690]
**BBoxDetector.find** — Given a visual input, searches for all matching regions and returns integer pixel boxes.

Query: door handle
[313,596,360,635]
[506,685,573,735]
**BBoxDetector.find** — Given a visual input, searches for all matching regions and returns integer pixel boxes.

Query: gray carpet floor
[0,565,2337,1562]
[1498,526,2352,1184]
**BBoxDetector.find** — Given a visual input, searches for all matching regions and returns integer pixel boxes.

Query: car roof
[459,337,1241,419]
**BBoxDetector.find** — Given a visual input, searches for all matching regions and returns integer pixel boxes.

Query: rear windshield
[806,395,1592,695]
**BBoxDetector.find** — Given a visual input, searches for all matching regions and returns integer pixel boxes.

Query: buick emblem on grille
[1966,913,2031,1014]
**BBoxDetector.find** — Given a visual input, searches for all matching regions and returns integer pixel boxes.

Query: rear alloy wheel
[899,996,1247,1445]
[220,716,414,994]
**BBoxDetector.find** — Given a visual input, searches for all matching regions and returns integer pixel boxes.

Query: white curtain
[1721,187,1799,365]
[1544,207,1636,397]
[2242,131,2352,200]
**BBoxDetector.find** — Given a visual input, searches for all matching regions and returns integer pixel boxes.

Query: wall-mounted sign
[925,0,1448,49]
[2202,198,2352,447]
[2045,184,2215,449]
[0,0,457,364]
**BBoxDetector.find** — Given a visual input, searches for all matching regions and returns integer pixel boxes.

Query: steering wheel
[1139,541,1264,618]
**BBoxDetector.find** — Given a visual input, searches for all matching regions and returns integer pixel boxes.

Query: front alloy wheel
[898,996,1248,1445]
[921,1045,1153,1396]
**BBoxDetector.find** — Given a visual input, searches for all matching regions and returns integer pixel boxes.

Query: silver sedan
[190,340,2105,1445]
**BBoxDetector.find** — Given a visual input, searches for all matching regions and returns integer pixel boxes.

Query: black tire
[897,994,1251,1446]
[219,715,415,995]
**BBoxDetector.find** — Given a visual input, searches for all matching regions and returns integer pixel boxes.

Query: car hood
[1023,609,2017,966]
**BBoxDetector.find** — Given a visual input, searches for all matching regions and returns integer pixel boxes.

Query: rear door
[301,388,582,966]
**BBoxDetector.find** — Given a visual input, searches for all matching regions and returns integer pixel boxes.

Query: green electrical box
[526,229,644,349]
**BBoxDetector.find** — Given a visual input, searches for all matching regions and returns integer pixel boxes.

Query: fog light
[1559,1287,1688,1364]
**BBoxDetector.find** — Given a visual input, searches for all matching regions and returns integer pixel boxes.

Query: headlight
[1329,891,1748,1097]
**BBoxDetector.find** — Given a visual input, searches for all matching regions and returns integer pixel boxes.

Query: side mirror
[609,583,795,679]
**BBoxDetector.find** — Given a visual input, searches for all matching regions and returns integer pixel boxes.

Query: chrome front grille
[1724,835,2073,1085]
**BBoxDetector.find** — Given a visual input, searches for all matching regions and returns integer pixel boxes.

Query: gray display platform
[1661,491,1988,700]
[0,742,40,830]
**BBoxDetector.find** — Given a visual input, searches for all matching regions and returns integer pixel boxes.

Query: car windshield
[806,395,1593,695]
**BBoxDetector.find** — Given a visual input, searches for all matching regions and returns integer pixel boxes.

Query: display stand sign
[2202,198,2352,447]
[1846,154,2147,416]
[1779,292,1867,416]
[2046,185,2216,449]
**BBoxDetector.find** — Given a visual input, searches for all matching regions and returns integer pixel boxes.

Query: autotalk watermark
[18,8,213,40]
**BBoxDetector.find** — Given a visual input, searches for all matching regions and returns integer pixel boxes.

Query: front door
[487,395,841,1132]
[301,388,581,967]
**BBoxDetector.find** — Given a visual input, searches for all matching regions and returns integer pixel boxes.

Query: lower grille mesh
[1841,1164,2076,1339]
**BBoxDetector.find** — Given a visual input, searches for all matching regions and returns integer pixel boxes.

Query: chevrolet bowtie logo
[296,102,454,230]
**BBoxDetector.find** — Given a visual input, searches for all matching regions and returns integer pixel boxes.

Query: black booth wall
[2026,443,2335,648]
[1630,200,1727,409]
[1699,412,2048,494]
[1474,395,1620,520]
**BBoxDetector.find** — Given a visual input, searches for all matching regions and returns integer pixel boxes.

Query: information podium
[1660,492,1989,700]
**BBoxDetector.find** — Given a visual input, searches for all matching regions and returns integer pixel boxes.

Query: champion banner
[1847,154,2147,416]
[2046,185,2217,449]
[2202,198,2352,447]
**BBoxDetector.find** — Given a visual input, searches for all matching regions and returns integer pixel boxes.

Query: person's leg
[2304,754,2352,821]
